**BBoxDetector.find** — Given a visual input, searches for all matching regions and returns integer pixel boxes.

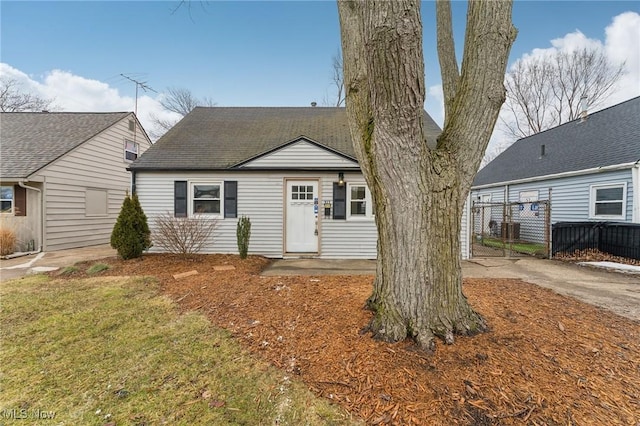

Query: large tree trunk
[338,0,517,350]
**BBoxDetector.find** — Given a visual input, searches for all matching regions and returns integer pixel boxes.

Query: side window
[347,183,373,219]
[350,185,367,216]
[124,140,139,161]
[1,186,13,214]
[590,183,626,219]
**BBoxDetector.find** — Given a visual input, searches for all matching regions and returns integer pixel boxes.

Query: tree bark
[338,0,517,350]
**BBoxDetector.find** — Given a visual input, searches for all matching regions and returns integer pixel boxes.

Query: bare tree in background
[331,53,345,107]
[322,52,346,107]
[502,47,624,139]
[149,87,215,139]
[0,78,56,112]
[338,0,516,350]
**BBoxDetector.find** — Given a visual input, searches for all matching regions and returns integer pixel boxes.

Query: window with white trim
[191,182,222,216]
[1,186,13,214]
[590,183,626,219]
[124,140,139,161]
[348,183,374,219]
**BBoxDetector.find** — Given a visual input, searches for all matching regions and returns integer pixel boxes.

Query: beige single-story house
[0,111,152,252]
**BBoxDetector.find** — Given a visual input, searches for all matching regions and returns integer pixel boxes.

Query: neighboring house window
[124,140,139,161]
[590,183,626,219]
[85,188,108,216]
[347,183,374,219]
[1,186,13,213]
[191,182,222,216]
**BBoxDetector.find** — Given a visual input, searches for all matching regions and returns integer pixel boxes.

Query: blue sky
[1,1,639,148]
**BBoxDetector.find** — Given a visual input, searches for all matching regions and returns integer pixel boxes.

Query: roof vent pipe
[310,102,317,107]
[540,144,546,159]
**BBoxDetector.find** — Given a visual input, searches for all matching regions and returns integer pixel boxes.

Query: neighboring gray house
[471,96,640,226]
[130,106,472,259]
[0,112,152,252]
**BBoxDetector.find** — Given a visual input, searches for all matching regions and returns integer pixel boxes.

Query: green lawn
[0,274,358,425]
[479,237,548,256]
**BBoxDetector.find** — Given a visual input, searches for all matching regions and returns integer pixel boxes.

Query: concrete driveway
[2,247,638,322]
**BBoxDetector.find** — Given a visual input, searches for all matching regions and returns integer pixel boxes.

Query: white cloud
[484,11,640,164]
[0,63,177,140]
[426,84,444,128]
[604,11,640,106]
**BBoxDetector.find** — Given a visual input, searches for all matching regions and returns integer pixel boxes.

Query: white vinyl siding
[241,140,359,169]
[471,169,634,224]
[33,115,151,251]
[137,170,471,260]
[138,172,284,257]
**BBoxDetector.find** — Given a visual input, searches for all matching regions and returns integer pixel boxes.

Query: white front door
[285,180,318,253]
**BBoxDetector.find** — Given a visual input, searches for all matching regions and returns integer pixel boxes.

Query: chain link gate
[471,200,551,258]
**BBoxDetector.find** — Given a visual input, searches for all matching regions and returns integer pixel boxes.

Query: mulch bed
[64,254,639,425]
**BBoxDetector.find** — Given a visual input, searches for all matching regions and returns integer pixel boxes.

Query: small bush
[110,194,151,260]
[87,263,110,274]
[0,227,17,256]
[58,266,79,276]
[236,216,251,259]
[153,212,218,255]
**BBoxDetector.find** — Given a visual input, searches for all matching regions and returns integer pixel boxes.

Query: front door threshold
[283,252,320,259]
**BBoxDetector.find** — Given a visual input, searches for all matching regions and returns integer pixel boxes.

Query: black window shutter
[14,185,27,217]
[333,183,346,219]
[224,181,238,218]
[174,181,187,217]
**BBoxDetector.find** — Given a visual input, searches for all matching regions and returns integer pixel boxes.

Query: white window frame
[347,183,374,220]
[1,185,13,214]
[589,182,627,220]
[124,139,139,162]
[189,181,223,218]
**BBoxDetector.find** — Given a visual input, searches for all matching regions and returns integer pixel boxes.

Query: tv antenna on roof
[120,73,157,115]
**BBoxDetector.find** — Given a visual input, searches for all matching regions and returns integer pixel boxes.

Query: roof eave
[471,161,640,190]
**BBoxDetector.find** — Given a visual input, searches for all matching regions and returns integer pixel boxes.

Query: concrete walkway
[0,245,117,282]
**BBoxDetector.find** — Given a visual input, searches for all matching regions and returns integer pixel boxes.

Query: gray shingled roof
[1,112,130,179]
[130,107,442,170]
[473,96,640,187]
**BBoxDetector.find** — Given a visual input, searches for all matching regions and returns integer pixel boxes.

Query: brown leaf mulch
[65,254,639,425]
[554,248,640,266]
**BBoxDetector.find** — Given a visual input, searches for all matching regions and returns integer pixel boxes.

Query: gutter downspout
[633,161,640,223]
[18,180,43,253]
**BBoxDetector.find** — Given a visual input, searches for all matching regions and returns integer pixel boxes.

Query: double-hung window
[590,183,626,219]
[1,186,13,214]
[192,182,222,216]
[348,183,374,219]
[124,140,139,161]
